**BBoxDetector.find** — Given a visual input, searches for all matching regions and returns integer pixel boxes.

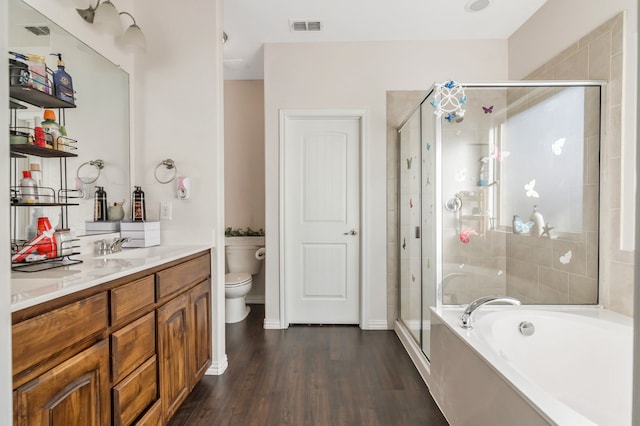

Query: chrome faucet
[109,237,130,253]
[460,296,521,329]
[94,237,131,256]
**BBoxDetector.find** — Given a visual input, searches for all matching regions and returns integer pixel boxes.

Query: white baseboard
[206,355,228,375]
[394,320,431,387]
[263,319,283,329]
[366,319,389,330]
[246,296,265,304]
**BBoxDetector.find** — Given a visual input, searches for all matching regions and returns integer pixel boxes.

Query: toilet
[224,236,265,323]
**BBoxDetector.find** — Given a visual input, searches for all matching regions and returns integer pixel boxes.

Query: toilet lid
[225,272,251,286]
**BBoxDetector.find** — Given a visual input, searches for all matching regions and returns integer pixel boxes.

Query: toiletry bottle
[29,163,42,188]
[530,206,545,237]
[132,186,146,221]
[33,126,46,147]
[50,53,75,105]
[94,186,108,221]
[41,109,63,150]
[20,170,39,203]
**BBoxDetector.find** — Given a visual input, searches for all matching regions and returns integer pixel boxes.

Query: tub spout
[460,296,521,329]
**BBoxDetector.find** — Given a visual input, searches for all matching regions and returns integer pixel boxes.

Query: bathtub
[430,306,632,426]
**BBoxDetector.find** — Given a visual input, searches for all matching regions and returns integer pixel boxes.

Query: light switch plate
[160,201,172,220]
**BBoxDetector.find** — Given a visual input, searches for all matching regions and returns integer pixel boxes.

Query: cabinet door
[14,339,110,426]
[189,279,212,388]
[157,293,190,421]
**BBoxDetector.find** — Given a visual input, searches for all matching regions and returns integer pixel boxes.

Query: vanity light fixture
[119,12,147,54]
[76,1,147,53]
[92,0,121,35]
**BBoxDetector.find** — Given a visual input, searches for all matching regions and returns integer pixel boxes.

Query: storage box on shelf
[9,56,81,272]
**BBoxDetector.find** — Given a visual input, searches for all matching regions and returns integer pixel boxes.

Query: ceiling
[223,0,548,80]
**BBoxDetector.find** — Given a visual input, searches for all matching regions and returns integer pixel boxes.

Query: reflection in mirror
[9,0,130,239]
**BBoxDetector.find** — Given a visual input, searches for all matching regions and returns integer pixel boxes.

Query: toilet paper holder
[255,247,266,260]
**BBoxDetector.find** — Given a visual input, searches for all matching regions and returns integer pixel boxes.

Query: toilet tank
[225,236,265,274]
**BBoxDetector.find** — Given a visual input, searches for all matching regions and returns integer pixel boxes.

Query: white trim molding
[206,354,228,375]
[366,320,389,330]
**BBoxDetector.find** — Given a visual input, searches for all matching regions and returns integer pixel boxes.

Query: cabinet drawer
[156,253,210,301]
[111,275,155,326]
[113,355,158,426]
[12,292,108,376]
[112,312,156,384]
[134,399,162,426]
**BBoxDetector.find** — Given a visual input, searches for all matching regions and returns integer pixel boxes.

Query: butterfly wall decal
[559,250,573,265]
[513,215,534,234]
[524,179,539,198]
[552,138,566,155]
[482,105,493,114]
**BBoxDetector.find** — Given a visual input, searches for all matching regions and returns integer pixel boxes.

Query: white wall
[224,80,265,231]
[263,40,507,328]
[133,0,227,372]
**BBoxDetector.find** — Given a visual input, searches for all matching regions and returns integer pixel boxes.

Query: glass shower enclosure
[397,82,602,360]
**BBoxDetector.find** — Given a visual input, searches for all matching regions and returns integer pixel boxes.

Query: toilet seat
[225,272,251,287]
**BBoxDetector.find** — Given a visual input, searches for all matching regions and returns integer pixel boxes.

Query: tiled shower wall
[386,13,632,323]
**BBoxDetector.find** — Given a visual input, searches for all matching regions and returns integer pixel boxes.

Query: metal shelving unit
[9,77,82,272]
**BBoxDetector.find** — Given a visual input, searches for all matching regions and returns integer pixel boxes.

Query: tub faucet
[460,296,521,329]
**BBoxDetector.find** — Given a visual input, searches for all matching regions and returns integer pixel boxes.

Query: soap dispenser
[530,205,545,237]
[131,186,146,221]
[94,186,108,221]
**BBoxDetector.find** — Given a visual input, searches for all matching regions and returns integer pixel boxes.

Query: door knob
[343,229,358,236]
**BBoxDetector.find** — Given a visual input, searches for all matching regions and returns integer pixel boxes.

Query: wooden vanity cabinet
[12,250,212,426]
[13,339,111,426]
[157,254,212,421]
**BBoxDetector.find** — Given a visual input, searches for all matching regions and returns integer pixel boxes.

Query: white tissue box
[120,221,160,248]
[86,221,120,235]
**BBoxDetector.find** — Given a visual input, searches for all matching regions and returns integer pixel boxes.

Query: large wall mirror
[9,0,130,239]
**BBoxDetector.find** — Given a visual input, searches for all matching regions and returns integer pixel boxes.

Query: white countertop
[11,244,212,313]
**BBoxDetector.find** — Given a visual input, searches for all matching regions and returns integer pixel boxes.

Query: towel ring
[154,159,177,184]
[76,159,104,184]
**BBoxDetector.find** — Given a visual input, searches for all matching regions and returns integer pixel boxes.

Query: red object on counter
[36,217,57,258]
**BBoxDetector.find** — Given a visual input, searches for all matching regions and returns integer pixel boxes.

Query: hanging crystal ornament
[431,80,467,118]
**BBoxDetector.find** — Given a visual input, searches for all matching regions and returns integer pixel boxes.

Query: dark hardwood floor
[169,305,448,425]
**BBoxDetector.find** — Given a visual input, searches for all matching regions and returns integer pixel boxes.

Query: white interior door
[283,112,361,324]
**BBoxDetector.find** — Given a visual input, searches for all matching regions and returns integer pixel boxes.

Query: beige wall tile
[569,274,598,304]
[554,47,589,80]
[588,33,612,80]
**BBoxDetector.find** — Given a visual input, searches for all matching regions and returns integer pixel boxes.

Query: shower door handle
[344,229,358,236]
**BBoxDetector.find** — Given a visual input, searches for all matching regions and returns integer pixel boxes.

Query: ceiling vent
[24,26,50,36]
[289,20,322,32]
